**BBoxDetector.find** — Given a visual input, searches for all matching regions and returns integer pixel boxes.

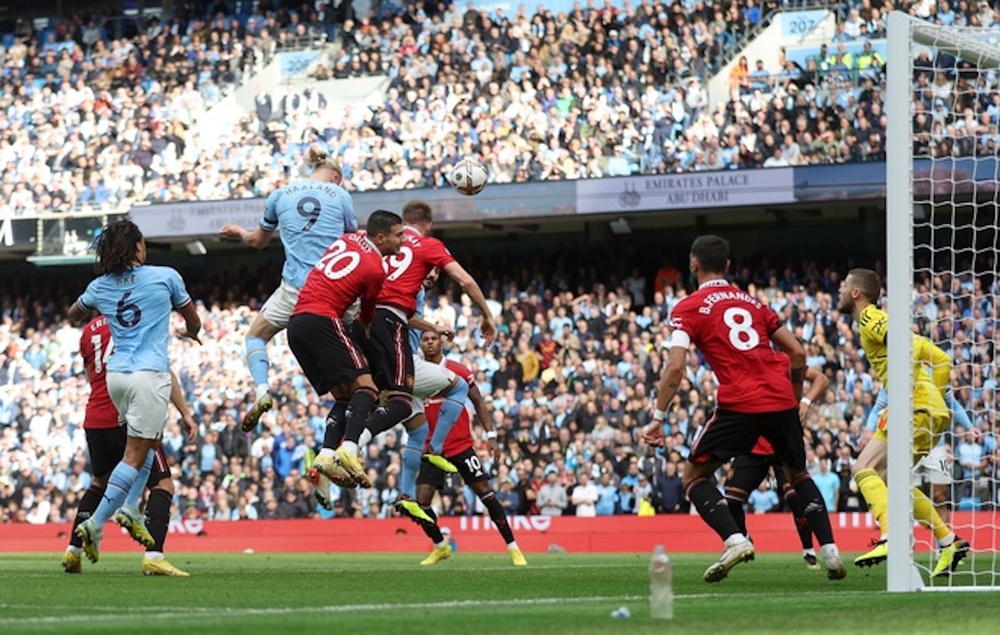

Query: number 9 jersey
[667,279,796,413]
[261,179,357,289]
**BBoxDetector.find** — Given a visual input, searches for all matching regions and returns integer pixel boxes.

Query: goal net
[886,11,1000,592]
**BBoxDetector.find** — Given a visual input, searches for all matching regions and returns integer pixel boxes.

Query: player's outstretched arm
[442,261,496,345]
[916,335,952,396]
[407,315,453,340]
[219,224,273,249]
[770,326,806,400]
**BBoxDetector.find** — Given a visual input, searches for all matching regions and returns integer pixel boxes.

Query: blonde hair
[300,146,343,179]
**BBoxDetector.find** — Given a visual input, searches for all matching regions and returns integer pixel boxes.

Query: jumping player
[286,211,404,487]
[220,147,356,431]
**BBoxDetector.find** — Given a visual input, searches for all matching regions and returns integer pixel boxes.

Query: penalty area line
[0,595,646,626]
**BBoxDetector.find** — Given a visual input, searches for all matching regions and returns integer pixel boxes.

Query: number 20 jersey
[293,232,389,324]
[668,279,796,413]
[376,226,455,317]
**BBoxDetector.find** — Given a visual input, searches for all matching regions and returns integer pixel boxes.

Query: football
[449,158,488,196]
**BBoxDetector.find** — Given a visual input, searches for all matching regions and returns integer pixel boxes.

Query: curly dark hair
[95,219,144,276]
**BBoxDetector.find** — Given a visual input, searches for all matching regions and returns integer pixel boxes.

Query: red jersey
[669,279,796,413]
[424,359,476,457]
[294,232,388,324]
[79,316,119,429]
[377,226,455,316]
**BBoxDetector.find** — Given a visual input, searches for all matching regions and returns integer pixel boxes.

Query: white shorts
[107,371,172,440]
[407,356,457,418]
[912,444,951,486]
[261,280,300,329]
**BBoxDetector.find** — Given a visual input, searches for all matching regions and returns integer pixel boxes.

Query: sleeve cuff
[669,330,691,350]
[75,298,91,312]
[173,297,193,310]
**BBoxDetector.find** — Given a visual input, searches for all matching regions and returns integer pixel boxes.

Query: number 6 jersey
[293,232,389,324]
[667,279,796,413]
[75,265,192,373]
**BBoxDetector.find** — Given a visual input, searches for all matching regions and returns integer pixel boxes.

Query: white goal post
[886,11,1000,593]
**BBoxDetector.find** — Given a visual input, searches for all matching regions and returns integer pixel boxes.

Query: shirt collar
[698,279,731,290]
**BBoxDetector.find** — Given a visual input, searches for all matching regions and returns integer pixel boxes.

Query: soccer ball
[449,158,488,196]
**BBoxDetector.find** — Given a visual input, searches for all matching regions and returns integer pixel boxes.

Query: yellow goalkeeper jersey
[858,304,950,417]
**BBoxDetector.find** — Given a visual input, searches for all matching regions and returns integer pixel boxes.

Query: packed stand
[5,0,985,212]
[121,0,809,201]
[0,2,333,218]
[1,241,997,525]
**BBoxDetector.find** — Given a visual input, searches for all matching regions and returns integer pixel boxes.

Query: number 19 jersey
[668,279,796,413]
[262,179,357,289]
[377,226,455,317]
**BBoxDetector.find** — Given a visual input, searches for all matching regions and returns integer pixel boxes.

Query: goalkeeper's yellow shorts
[873,409,950,462]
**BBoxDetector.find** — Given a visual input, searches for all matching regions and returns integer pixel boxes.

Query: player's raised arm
[770,325,807,401]
[441,260,496,345]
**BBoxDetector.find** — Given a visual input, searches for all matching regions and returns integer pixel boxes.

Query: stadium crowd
[6,0,977,213]
[0,243,997,524]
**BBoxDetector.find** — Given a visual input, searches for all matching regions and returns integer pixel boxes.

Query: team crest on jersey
[406,375,414,388]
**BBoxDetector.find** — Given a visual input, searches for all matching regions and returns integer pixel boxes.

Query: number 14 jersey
[668,279,796,413]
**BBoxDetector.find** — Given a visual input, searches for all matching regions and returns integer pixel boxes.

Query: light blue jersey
[409,287,427,352]
[76,265,191,373]
[262,179,357,288]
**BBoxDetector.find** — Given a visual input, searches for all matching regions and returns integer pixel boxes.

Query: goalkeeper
[837,268,968,577]
[865,387,974,526]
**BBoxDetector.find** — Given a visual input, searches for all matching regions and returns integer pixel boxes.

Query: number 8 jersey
[667,279,796,413]
[293,232,389,324]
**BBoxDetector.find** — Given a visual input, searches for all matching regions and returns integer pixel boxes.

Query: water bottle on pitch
[649,545,673,619]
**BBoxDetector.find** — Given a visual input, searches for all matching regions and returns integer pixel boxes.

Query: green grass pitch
[0,553,996,634]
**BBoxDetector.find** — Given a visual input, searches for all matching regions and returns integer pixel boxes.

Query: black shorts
[727,452,789,494]
[368,307,413,393]
[85,426,170,487]
[287,313,370,395]
[417,447,488,490]
[691,407,806,471]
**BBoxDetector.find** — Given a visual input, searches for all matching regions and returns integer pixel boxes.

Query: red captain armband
[790,366,806,383]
